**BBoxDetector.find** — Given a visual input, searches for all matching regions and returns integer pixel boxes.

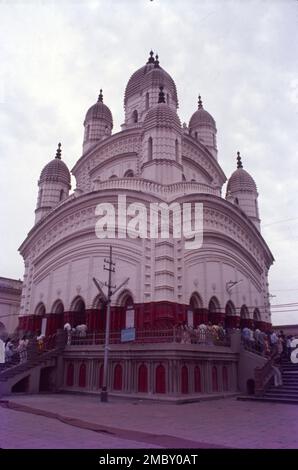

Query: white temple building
[15,51,274,397]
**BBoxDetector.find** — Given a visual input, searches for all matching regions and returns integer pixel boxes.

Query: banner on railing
[121,327,136,342]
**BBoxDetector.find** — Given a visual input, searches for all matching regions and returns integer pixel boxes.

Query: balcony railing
[69,327,231,347]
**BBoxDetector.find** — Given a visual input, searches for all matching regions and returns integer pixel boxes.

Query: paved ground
[0,394,297,449]
[0,406,159,449]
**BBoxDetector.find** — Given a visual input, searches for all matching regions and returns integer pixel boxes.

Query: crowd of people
[0,331,47,369]
[241,326,294,360]
[175,321,227,344]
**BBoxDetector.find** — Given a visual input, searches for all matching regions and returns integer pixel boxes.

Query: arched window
[155,364,166,394]
[148,137,153,160]
[109,174,117,179]
[181,365,189,394]
[195,131,198,140]
[132,110,138,123]
[166,93,170,105]
[66,363,74,387]
[59,189,64,201]
[212,366,218,392]
[79,363,86,387]
[145,92,149,110]
[194,366,201,392]
[124,169,134,177]
[113,364,123,390]
[175,139,179,162]
[235,197,239,205]
[182,174,186,182]
[138,364,148,393]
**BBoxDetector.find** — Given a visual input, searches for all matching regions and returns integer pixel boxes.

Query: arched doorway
[208,297,220,324]
[240,305,250,328]
[92,294,106,332]
[50,299,64,334]
[113,364,123,391]
[194,366,201,393]
[70,296,86,326]
[189,292,204,326]
[225,300,237,329]
[155,364,166,394]
[212,366,218,392]
[34,302,46,334]
[79,363,86,387]
[117,290,134,330]
[138,364,148,393]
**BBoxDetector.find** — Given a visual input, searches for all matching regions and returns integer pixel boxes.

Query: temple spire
[198,94,203,109]
[147,50,155,64]
[158,85,165,103]
[237,151,243,169]
[98,89,103,102]
[55,142,62,160]
[154,54,160,68]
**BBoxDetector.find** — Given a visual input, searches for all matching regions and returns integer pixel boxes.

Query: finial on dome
[55,142,62,160]
[154,54,160,68]
[198,95,203,109]
[98,89,103,102]
[237,151,243,169]
[147,50,155,64]
[158,85,165,103]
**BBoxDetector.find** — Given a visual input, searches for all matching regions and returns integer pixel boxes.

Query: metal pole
[100,246,113,402]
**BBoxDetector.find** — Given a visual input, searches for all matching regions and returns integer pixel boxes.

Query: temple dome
[124,51,178,107]
[189,95,215,129]
[84,91,113,128]
[226,153,257,193]
[143,99,181,133]
[39,143,71,188]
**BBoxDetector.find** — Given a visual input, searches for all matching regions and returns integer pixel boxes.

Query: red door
[138,364,148,393]
[194,366,201,392]
[155,364,166,394]
[113,364,123,390]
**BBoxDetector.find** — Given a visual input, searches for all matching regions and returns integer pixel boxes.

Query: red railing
[69,327,231,347]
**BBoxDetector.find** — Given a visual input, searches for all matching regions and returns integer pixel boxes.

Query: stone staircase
[240,356,298,404]
[0,332,65,395]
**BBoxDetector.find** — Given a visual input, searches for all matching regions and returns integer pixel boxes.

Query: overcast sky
[0,0,297,325]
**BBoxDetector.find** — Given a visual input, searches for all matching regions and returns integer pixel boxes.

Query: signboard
[125,307,135,329]
[187,309,194,327]
[121,327,136,343]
